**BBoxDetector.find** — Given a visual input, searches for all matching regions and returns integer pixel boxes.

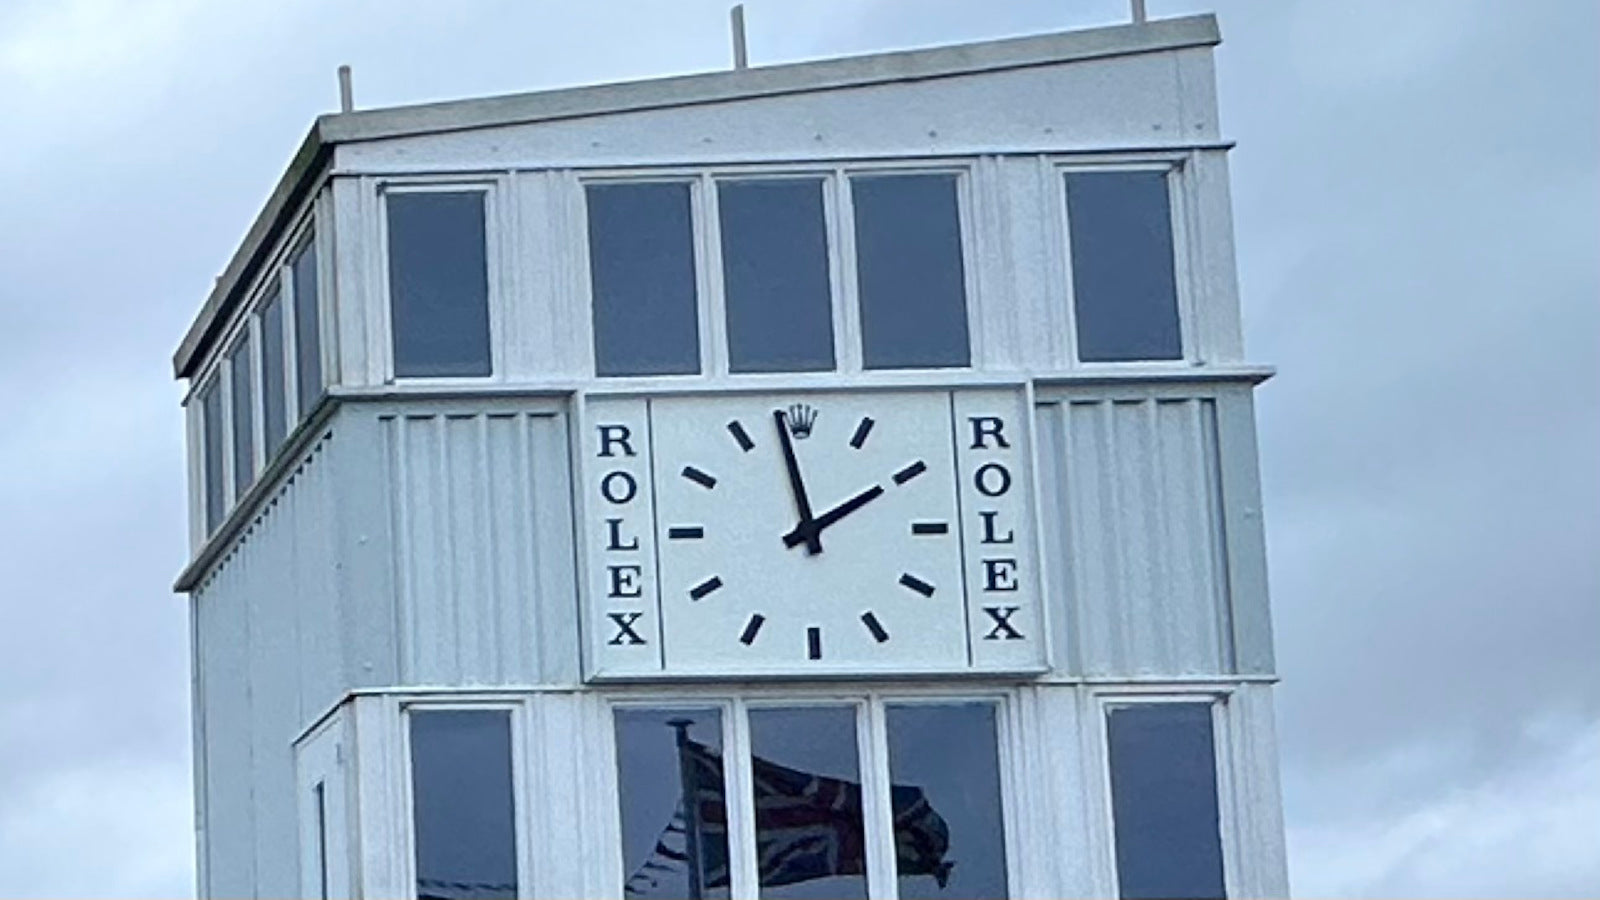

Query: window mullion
[699,173,729,377]
[860,696,898,900]
[725,697,759,899]
[832,168,863,373]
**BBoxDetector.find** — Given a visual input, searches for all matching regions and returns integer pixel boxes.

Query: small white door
[297,713,354,899]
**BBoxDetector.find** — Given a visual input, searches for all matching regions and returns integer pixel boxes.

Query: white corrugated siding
[1037,397,1234,675]
[194,430,341,898]
[381,406,579,686]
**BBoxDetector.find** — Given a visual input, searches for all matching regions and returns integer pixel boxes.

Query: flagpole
[668,719,706,900]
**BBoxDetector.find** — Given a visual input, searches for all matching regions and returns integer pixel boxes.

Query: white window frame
[1052,153,1197,370]
[400,699,533,900]
[607,687,1017,900]
[376,177,507,386]
[577,160,980,387]
[1093,690,1236,900]
[577,174,711,380]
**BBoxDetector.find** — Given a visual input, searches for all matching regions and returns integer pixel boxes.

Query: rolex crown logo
[786,403,818,439]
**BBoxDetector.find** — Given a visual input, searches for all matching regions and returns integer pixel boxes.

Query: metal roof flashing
[172,13,1219,379]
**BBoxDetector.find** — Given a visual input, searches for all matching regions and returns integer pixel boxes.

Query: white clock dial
[649,391,966,672]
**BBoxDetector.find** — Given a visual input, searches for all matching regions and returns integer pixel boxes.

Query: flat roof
[173,13,1219,378]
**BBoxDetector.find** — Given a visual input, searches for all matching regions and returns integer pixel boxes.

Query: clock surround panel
[582,386,1044,679]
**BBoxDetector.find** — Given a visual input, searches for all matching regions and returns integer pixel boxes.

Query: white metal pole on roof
[337,65,354,113]
[730,4,749,69]
[1130,0,1147,23]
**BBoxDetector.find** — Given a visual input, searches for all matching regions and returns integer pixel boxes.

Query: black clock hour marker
[689,576,724,601]
[727,420,755,452]
[681,466,717,489]
[739,614,765,645]
[849,416,875,449]
[899,573,936,598]
[806,626,823,660]
[892,460,927,485]
[911,521,949,535]
[860,611,890,643]
[668,526,704,540]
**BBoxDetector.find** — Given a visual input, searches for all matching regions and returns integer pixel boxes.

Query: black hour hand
[784,484,885,549]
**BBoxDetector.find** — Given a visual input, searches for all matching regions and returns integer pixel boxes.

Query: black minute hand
[774,409,823,555]
[784,484,885,549]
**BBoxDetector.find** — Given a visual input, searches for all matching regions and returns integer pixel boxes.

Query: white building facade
[174,13,1287,899]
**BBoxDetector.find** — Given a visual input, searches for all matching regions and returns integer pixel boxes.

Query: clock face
[584,388,1042,678]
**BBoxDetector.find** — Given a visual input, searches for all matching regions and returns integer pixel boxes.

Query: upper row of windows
[196,168,1182,539]
[388,168,1184,380]
[198,234,322,535]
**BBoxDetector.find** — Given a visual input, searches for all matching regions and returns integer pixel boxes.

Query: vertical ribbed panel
[1044,397,1233,675]
[383,409,572,685]
[194,432,340,897]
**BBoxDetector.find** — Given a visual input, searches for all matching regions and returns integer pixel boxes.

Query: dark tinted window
[291,238,324,413]
[387,191,492,378]
[1107,703,1225,900]
[410,709,517,899]
[259,288,287,455]
[748,706,867,899]
[200,378,224,534]
[1066,171,1182,361]
[588,182,701,376]
[886,703,1006,899]
[228,336,254,498]
[719,179,835,373]
[615,708,730,899]
[852,174,970,369]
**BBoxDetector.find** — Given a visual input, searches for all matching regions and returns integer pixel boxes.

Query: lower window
[615,698,1007,899]
[1106,701,1226,900]
[409,708,519,899]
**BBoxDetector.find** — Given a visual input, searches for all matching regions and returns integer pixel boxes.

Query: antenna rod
[730,4,749,70]
[1130,0,1147,23]
[337,65,354,113]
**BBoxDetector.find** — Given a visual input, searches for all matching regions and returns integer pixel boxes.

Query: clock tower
[174,11,1288,900]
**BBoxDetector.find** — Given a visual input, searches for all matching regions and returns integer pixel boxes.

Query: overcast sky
[0,0,1595,895]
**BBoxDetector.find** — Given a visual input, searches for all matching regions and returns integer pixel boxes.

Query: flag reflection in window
[617,705,968,899]
[617,709,732,899]
[886,703,1007,899]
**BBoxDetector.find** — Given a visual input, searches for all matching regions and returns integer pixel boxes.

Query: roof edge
[173,124,330,378]
[320,14,1218,145]
[172,13,1219,379]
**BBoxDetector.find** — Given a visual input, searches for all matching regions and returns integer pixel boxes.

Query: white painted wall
[192,431,342,896]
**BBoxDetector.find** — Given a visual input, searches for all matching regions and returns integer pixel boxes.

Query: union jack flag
[625,740,952,895]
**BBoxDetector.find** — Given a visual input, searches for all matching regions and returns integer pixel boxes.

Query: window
[885,703,1007,899]
[616,708,731,899]
[199,377,225,534]
[291,237,324,413]
[718,179,835,373]
[851,173,970,369]
[588,182,701,377]
[1106,703,1225,900]
[227,335,254,498]
[1065,171,1182,362]
[749,706,868,899]
[387,191,493,378]
[409,709,518,900]
[614,698,1003,898]
[259,287,288,456]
